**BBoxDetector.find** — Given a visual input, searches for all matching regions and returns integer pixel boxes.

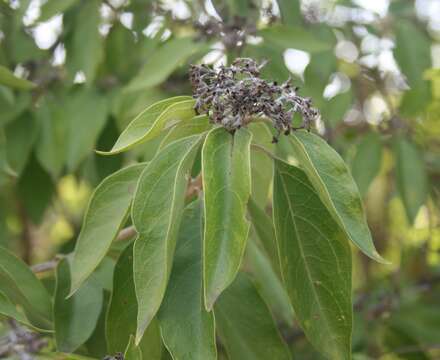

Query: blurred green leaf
[215,273,290,360]
[0,65,35,90]
[125,37,203,92]
[132,135,203,342]
[289,131,387,263]
[0,246,52,330]
[69,163,145,296]
[39,0,79,22]
[394,20,431,115]
[351,133,383,197]
[65,0,103,83]
[273,160,352,360]
[202,128,252,310]
[260,25,334,53]
[0,290,37,330]
[54,258,103,353]
[394,136,428,224]
[100,97,194,155]
[158,201,216,360]
[276,0,302,25]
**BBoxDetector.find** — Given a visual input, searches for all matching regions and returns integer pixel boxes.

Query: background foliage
[0,0,439,359]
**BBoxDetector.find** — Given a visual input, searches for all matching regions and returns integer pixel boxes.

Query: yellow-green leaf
[132,135,203,342]
[0,65,36,90]
[99,97,194,155]
[69,163,145,296]
[202,127,252,310]
[273,160,352,359]
[289,131,387,263]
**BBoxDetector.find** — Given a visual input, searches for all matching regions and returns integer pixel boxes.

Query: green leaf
[106,244,163,358]
[39,0,79,21]
[394,137,428,224]
[158,201,216,360]
[289,131,387,263]
[66,89,108,171]
[276,0,302,25]
[260,25,334,53]
[351,133,383,197]
[248,123,274,208]
[5,112,38,175]
[132,135,203,342]
[0,65,35,90]
[125,37,202,92]
[273,160,353,359]
[247,198,280,276]
[245,239,294,327]
[159,115,211,150]
[394,20,431,115]
[0,129,16,183]
[125,335,142,360]
[0,246,52,330]
[65,0,103,83]
[54,258,103,353]
[215,273,290,360]
[99,97,194,155]
[0,291,40,330]
[202,127,252,310]
[69,163,145,296]
[35,98,68,179]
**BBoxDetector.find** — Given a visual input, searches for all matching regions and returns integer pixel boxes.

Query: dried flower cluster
[189,58,319,142]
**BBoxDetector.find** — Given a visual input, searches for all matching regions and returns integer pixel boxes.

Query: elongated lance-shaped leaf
[69,164,145,296]
[215,273,291,360]
[202,127,252,311]
[289,131,387,264]
[124,335,142,360]
[98,97,194,155]
[273,160,353,360]
[54,259,103,353]
[0,65,36,90]
[159,115,211,150]
[0,246,52,330]
[158,201,216,360]
[106,244,163,358]
[394,136,428,224]
[132,134,204,343]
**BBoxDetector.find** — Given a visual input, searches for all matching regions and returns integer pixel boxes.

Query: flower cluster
[189,58,319,142]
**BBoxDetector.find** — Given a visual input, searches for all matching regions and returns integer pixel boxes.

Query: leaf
[289,131,387,263]
[351,133,383,197]
[0,246,52,330]
[99,97,194,155]
[159,115,211,150]
[39,0,79,21]
[54,258,103,353]
[273,160,353,359]
[69,163,145,296]
[106,244,163,358]
[5,112,38,175]
[132,135,203,342]
[394,137,428,224]
[35,98,68,179]
[125,37,202,92]
[394,20,431,115]
[276,0,302,25]
[158,201,216,360]
[125,336,142,360]
[0,291,37,330]
[202,127,252,310]
[0,65,35,90]
[247,198,280,276]
[260,25,334,53]
[65,0,103,83]
[248,123,274,208]
[0,129,16,183]
[66,89,108,171]
[215,273,290,360]
[245,239,294,327]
